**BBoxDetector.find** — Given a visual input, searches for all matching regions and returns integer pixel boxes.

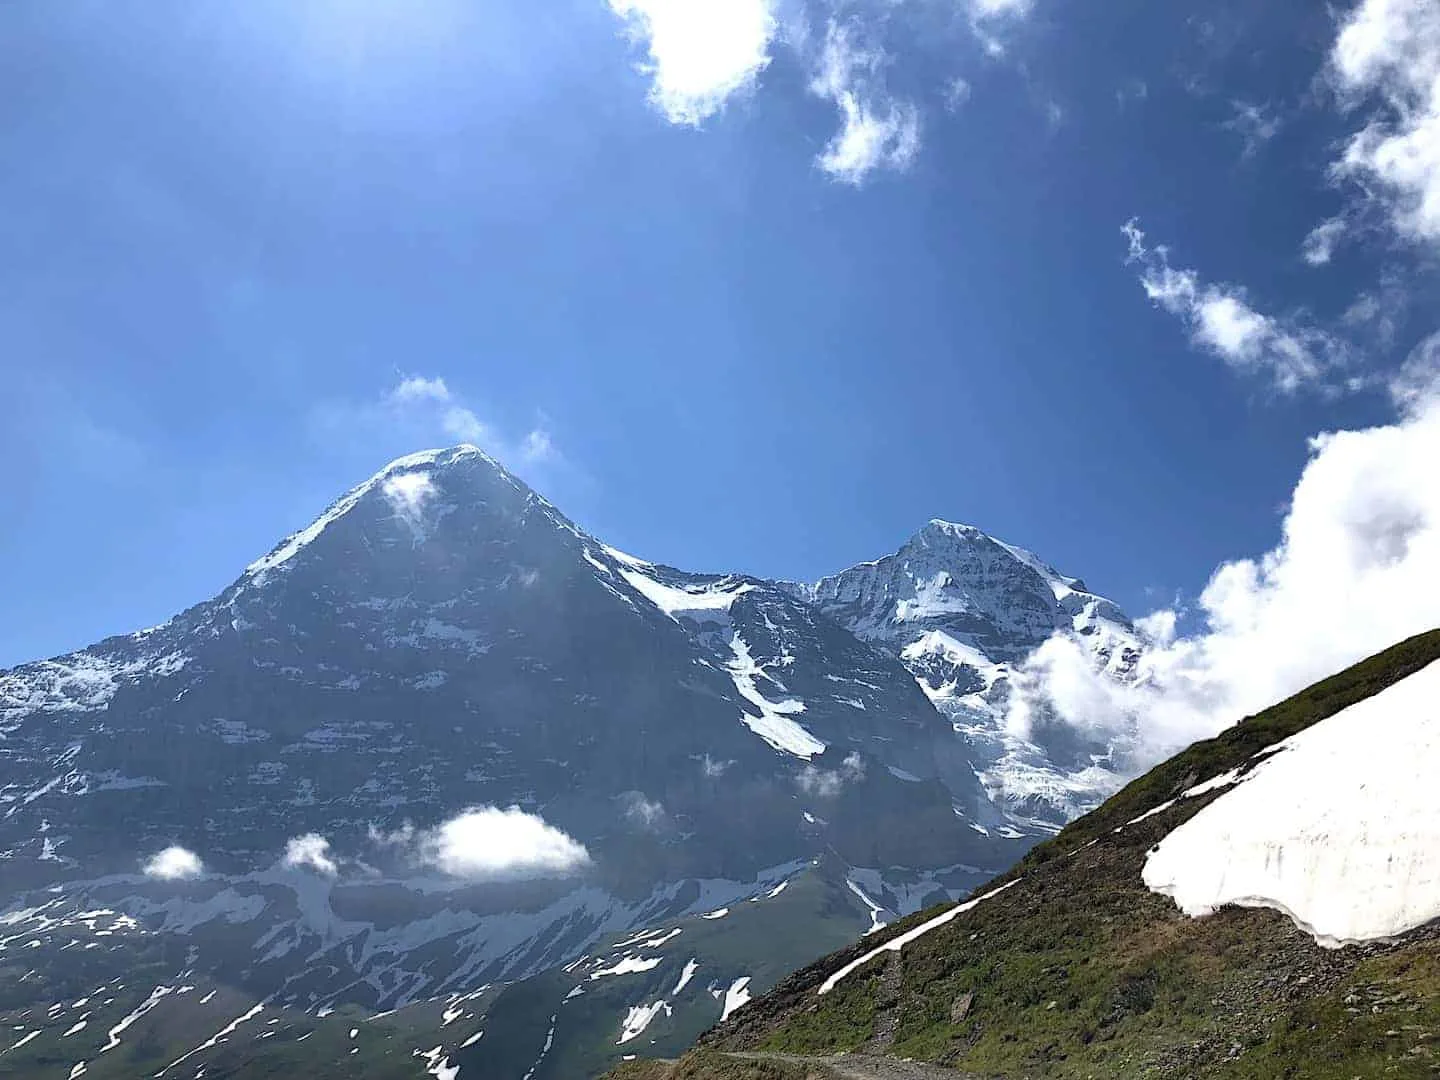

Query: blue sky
[3,0,1439,669]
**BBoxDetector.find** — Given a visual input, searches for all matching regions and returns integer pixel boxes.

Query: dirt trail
[724,1050,981,1079]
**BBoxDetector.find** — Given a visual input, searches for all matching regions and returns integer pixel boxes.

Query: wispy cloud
[316,376,559,472]
[1326,0,1440,244]
[607,0,777,125]
[809,22,920,185]
[970,0,1033,15]
[699,753,734,777]
[1301,216,1349,266]
[1122,219,1347,393]
[796,751,866,797]
[388,376,451,404]
[944,76,972,112]
[618,791,668,831]
[1223,100,1283,158]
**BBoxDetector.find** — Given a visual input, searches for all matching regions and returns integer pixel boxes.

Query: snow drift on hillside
[1006,354,1440,767]
[1142,658,1440,947]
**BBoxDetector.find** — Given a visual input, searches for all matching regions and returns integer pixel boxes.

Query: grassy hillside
[613,630,1440,1079]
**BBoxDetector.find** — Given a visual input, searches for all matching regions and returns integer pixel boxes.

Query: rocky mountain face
[0,445,1144,1079]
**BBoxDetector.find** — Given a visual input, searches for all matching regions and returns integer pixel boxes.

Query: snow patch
[101,985,174,1052]
[846,880,889,935]
[618,568,752,621]
[720,977,751,1021]
[672,958,699,995]
[819,880,1021,994]
[1143,660,1440,947]
[589,956,663,980]
[617,1000,670,1044]
[726,634,825,759]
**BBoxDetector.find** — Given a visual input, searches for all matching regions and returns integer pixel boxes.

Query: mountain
[614,630,1440,1080]
[798,519,1145,827]
[0,445,1140,1079]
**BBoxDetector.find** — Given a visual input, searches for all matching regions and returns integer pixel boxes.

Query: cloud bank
[1007,349,1440,769]
[142,846,204,880]
[373,806,591,880]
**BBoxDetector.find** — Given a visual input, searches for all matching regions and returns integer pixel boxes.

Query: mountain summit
[800,517,1145,826]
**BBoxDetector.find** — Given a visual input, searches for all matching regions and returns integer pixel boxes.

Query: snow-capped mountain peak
[806,519,1145,826]
[242,444,520,585]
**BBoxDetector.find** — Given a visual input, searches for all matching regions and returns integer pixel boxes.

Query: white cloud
[1122,219,1346,392]
[945,76,972,112]
[971,0,1033,15]
[1326,0,1440,243]
[1302,216,1348,266]
[1223,100,1283,158]
[283,833,339,876]
[440,404,493,447]
[699,753,734,777]
[520,428,556,464]
[1342,272,1408,350]
[1006,346,1440,771]
[381,471,436,526]
[796,751,866,797]
[1116,79,1149,110]
[963,0,1036,57]
[619,791,667,830]
[142,846,204,880]
[375,806,591,880]
[810,22,920,184]
[319,375,561,474]
[388,376,451,404]
[607,0,777,125]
